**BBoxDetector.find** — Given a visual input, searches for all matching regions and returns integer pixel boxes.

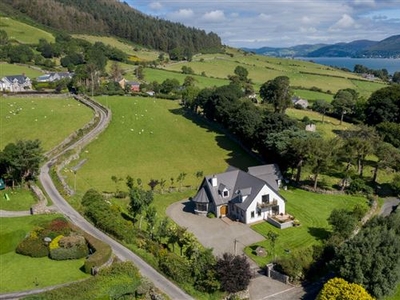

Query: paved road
[380,197,400,217]
[1,96,193,300]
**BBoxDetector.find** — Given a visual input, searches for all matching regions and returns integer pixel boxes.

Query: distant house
[118,79,140,92]
[192,164,286,225]
[292,96,309,109]
[1,75,32,92]
[36,72,73,83]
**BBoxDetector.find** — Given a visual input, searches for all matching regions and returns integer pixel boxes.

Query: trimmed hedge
[15,235,49,257]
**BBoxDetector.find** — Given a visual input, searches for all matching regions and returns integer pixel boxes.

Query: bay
[297,57,400,75]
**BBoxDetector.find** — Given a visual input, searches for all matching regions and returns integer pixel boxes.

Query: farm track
[0,95,193,300]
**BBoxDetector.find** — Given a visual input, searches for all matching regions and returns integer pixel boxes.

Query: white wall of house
[244,184,286,224]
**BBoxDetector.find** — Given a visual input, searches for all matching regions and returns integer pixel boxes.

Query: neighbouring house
[1,75,32,92]
[192,164,286,225]
[36,72,73,83]
[118,79,140,92]
[292,96,309,109]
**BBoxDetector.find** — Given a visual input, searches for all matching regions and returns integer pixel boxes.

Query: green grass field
[63,96,259,196]
[0,189,36,211]
[0,63,43,79]
[0,215,90,293]
[0,96,93,151]
[245,188,369,266]
[0,17,55,44]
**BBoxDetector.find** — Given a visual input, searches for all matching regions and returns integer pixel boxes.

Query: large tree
[364,85,400,125]
[0,139,44,186]
[259,76,292,113]
[317,277,374,300]
[129,186,154,222]
[331,89,356,125]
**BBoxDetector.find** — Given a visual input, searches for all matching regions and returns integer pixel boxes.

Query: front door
[220,205,228,216]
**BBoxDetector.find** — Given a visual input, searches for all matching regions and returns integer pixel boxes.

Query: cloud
[202,10,226,23]
[148,2,162,11]
[329,14,356,31]
[169,9,194,20]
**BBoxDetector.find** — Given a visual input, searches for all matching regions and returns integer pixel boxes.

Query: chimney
[211,175,217,187]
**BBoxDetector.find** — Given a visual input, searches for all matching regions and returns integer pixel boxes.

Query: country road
[1,95,193,300]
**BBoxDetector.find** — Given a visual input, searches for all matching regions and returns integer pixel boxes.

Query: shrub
[317,277,374,300]
[275,248,314,283]
[347,178,373,195]
[16,236,49,257]
[207,212,215,218]
[158,252,192,283]
[49,235,89,260]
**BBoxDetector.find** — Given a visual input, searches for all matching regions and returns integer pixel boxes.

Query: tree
[308,138,339,190]
[259,76,292,113]
[333,213,400,298]
[216,253,252,293]
[267,231,278,258]
[328,209,358,240]
[160,78,180,94]
[177,172,187,191]
[364,85,400,125]
[0,29,8,45]
[317,277,374,300]
[331,90,356,125]
[234,65,249,82]
[109,61,124,82]
[1,139,44,185]
[129,186,154,221]
[312,99,332,123]
[373,142,400,183]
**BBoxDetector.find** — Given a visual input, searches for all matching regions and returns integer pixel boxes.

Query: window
[197,203,207,211]
[223,190,229,198]
[262,194,270,204]
[251,211,255,218]
[257,209,261,217]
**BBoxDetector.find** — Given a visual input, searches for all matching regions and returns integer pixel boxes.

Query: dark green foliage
[333,212,400,298]
[347,178,373,195]
[377,122,400,148]
[158,252,192,284]
[364,85,400,125]
[328,208,358,240]
[331,89,357,124]
[392,174,400,196]
[216,253,251,293]
[82,189,135,241]
[259,76,292,113]
[191,248,220,293]
[0,139,44,185]
[393,71,400,83]
[275,248,314,282]
[129,186,154,221]
[15,235,49,258]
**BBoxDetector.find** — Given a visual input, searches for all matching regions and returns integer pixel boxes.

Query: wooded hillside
[1,0,222,53]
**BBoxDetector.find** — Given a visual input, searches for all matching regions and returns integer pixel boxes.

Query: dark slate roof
[192,186,210,203]
[5,75,29,84]
[247,164,283,191]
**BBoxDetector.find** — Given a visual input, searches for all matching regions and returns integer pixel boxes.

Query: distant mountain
[242,44,326,57]
[307,40,377,57]
[243,35,400,58]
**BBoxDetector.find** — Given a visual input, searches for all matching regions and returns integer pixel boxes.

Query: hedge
[49,235,89,261]
[69,223,112,274]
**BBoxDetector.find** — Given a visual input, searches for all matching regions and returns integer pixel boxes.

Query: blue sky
[124,0,400,48]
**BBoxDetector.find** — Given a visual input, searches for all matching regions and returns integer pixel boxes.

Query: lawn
[245,188,369,266]
[143,67,229,89]
[0,17,55,44]
[63,96,259,196]
[0,96,93,151]
[0,62,43,79]
[0,215,90,293]
[0,188,36,211]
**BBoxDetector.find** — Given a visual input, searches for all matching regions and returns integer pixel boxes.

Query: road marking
[262,286,296,299]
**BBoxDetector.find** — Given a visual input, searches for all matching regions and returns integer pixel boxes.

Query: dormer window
[223,189,229,198]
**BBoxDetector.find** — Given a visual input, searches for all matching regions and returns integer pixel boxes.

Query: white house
[192,165,286,225]
[1,75,32,92]
[36,72,73,83]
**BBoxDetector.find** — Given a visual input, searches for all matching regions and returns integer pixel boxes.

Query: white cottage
[192,165,286,225]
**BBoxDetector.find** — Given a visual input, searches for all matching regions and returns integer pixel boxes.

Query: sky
[124,0,400,48]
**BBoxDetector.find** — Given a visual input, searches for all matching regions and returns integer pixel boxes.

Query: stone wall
[265,263,290,285]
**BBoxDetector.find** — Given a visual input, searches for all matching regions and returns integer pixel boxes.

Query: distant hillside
[307,40,377,57]
[242,44,326,57]
[244,35,400,58]
[361,35,400,57]
[0,0,222,54]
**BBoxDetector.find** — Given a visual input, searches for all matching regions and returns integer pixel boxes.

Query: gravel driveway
[166,199,265,258]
